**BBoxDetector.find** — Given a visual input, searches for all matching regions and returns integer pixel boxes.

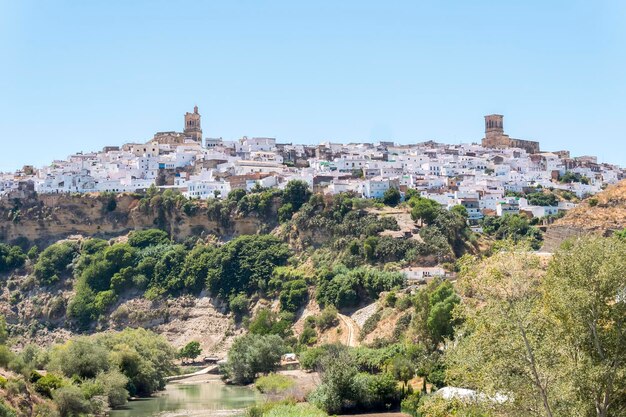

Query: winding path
[338,313,360,347]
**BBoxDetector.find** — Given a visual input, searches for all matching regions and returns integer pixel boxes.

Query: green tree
[544,237,626,417]
[205,235,290,299]
[48,337,110,379]
[0,315,7,345]
[446,250,570,417]
[389,355,414,392]
[409,197,441,224]
[282,180,311,212]
[225,334,286,384]
[178,341,202,364]
[382,187,401,207]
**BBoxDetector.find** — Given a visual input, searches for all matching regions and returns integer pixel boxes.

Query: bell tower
[184,106,202,142]
[485,114,504,138]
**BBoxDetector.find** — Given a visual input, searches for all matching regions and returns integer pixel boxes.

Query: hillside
[542,179,626,251]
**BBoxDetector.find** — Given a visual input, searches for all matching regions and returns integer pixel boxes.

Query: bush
[385,291,397,307]
[299,326,317,346]
[229,293,249,318]
[0,244,26,273]
[254,373,295,394]
[94,370,129,408]
[279,279,308,312]
[316,306,339,331]
[127,229,170,248]
[248,309,293,338]
[0,400,16,417]
[359,310,382,341]
[53,386,91,417]
[48,338,110,379]
[353,372,401,410]
[98,328,176,396]
[299,346,331,371]
[34,373,65,398]
[34,242,78,285]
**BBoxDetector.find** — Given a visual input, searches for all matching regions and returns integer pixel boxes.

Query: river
[109,380,263,417]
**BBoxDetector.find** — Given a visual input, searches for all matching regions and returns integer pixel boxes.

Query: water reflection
[109,381,262,417]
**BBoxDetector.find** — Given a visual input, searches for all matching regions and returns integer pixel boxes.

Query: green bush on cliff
[206,235,291,299]
[0,244,26,273]
[127,229,170,248]
[34,242,78,285]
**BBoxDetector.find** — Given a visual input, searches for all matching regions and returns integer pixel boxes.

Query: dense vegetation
[8,181,615,416]
[0,327,175,416]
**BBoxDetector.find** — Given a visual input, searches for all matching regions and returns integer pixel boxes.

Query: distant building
[482,114,540,154]
[153,106,203,145]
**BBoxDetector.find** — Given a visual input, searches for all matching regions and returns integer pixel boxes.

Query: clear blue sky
[1,0,625,171]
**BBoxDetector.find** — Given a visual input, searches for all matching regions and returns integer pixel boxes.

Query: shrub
[34,242,78,285]
[127,229,170,248]
[229,293,249,318]
[53,386,91,417]
[254,373,295,394]
[359,310,382,341]
[299,325,317,346]
[279,279,308,312]
[0,400,16,417]
[0,244,26,273]
[48,338,110,379]
[34,373,65,398]
[385,291,397,307]
[316,306,339,331]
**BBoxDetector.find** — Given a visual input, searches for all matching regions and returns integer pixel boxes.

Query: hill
[542,179,626,251]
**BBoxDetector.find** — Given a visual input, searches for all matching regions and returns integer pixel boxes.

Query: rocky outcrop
[0,191,271,247]
[542,180,626,251]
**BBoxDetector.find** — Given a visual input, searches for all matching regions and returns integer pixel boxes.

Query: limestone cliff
[0,190,271,248]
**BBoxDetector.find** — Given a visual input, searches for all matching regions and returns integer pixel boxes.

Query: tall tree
[446,249,570,417]
[544,237,626,417]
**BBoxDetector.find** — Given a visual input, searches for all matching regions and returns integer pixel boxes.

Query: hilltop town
[1,108,622,226]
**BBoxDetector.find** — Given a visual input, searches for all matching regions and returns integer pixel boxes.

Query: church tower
[184,106,202,142]
[485,114,504,138]
[482,114,508,148]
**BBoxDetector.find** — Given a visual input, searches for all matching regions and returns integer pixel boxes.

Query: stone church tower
[184,106,202,142]
[481,114,540,154]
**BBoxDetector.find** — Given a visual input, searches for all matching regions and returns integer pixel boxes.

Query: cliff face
[542,180,626,251]
[0,191,269,247]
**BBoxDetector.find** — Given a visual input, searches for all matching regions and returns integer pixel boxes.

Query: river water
[109,380,263,417]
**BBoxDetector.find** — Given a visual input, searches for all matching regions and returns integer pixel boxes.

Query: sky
[1,0,626,171]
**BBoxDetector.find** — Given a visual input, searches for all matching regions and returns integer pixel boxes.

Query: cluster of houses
[1,110,622,233]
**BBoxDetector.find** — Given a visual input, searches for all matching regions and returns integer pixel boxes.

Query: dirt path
[338,313,360,347]
[165,364,219,382]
